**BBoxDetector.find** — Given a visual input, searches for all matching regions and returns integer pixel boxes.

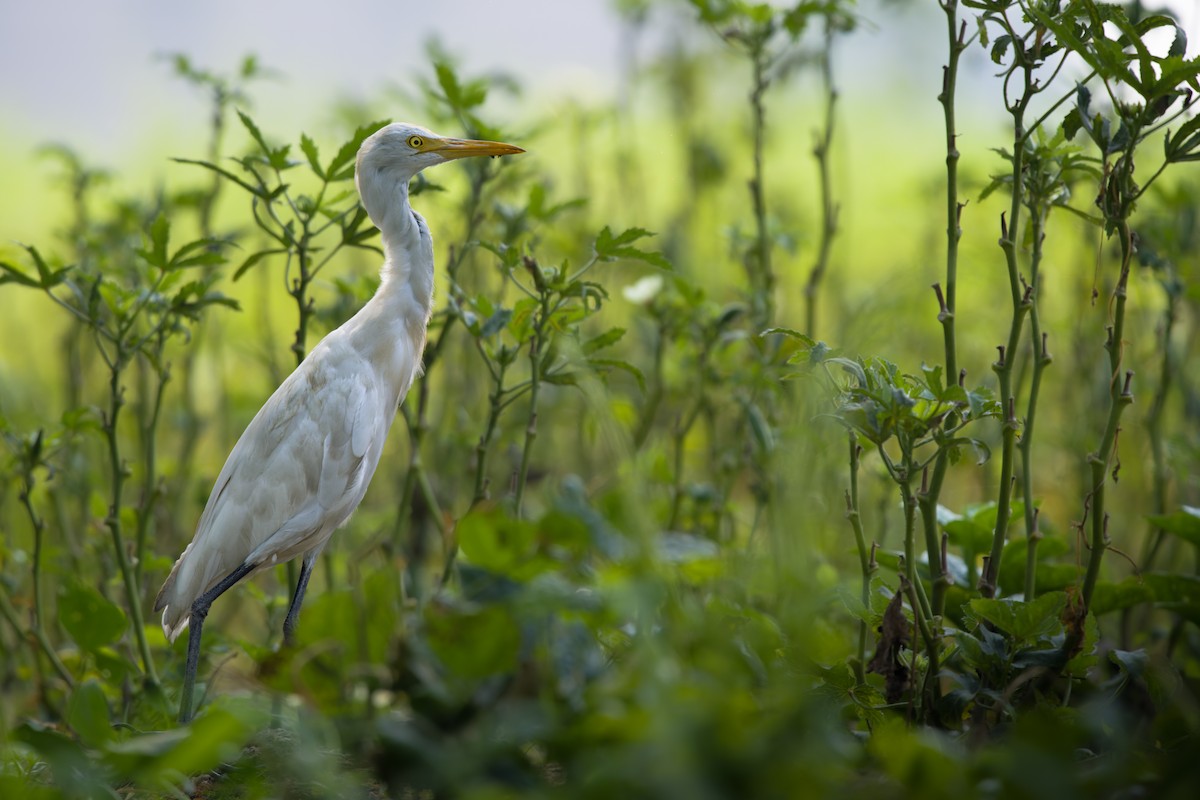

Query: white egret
[155,123,524,722]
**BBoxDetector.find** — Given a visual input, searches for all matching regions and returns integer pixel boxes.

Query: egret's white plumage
[155,123,523,720]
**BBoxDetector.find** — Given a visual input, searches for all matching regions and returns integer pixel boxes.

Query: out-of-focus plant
[1,216,235,694]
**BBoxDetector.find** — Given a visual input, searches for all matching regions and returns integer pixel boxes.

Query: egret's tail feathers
[154,544,195,643]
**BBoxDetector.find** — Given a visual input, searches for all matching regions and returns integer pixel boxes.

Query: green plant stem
[632,320,667,450]
[747,35,774,330]
[846,435,873,686]
[1018,209,1050,600]
[103,359,159,687]
[667,399,705,532]
[982,65,1034,598]
[134,345,169,588]
[514,297,552,518]
[919,5,969,617]
[472,358,510,506]
[1080,221,1136,612]
[803,17,839,338]
[0,583,75,694]
[937,4,965,384]
[1141,285,1177,571]
[17,478,76,688]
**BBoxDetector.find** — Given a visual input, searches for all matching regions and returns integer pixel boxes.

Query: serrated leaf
[173,157,273,199]
[169,238,227,270]
[327,119,391,181]
[968,591,1066,643]
[593,227,671,269]
[299,133,324,179]
[0,260,41,287]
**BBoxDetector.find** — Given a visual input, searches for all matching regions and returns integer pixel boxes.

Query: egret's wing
[155,342,391,640]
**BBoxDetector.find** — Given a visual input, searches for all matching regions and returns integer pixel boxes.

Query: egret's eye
[407,135,425,149]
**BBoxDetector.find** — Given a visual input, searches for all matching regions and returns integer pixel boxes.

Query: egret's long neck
[371,180,435,324]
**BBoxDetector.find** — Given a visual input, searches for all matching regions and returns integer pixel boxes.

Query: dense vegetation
[2,0,1199,797]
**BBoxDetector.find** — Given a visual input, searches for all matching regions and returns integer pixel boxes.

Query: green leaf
[169,238,227,270]
[1088,576,1154,615]
[594,226,672,269]
[457,509,551,580]
[237,109,271,155]
[479,308,512,338]
[968,591,1067,643]
[327,119,391,181]
[1148,506,1200,546]
[0,259,42,287]
[300,133,324,179]
[587,358,646,392]
[14,721,107,797]
[103,704,258,785]
[1142,573,1200,625]
[582,327,625,354]
[59,579,127,652]
[233,248,287,281]
[173,157,275,200]
[66,680,112,748]
[424,603,519,680]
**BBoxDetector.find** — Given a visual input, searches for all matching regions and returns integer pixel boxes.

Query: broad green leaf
[66,680,112,748]
[1147,506,1200,547]
[59,580,126,653]
[582,326,625,355]
[968,591,1066,643]
[424,603,520,680]
[103,704,258,784]
[457,509,551,580]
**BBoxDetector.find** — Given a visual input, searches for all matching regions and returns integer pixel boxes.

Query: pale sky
[2,1,1198,166]
[0,0,624,162]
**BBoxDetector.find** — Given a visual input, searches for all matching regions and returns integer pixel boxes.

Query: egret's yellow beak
[429,137,525,160]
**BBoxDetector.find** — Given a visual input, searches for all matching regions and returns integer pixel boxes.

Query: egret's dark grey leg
[282,550,319,647]
[179,561,256,723]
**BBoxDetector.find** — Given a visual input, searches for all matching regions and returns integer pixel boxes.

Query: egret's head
[355,123,523,223]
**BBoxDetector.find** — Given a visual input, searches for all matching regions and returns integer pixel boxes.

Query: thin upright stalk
[134,342,170,587]
[103,359,159,686]
[845,435,873,685]
[513,292,552,518]
[1080,221,1136,612]
[747,37,774,330]
[1141,286,1178,570]
[471,359,510,506]
[17,476,75,687]
[803,17,840,337]
[937,5,966,383]
[981,65,1035,598]
[1018,209,1051,599]
[918,6,969,616]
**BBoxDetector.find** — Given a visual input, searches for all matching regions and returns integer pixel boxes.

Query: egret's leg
[179,561,256,723]
[282,550,319,647]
